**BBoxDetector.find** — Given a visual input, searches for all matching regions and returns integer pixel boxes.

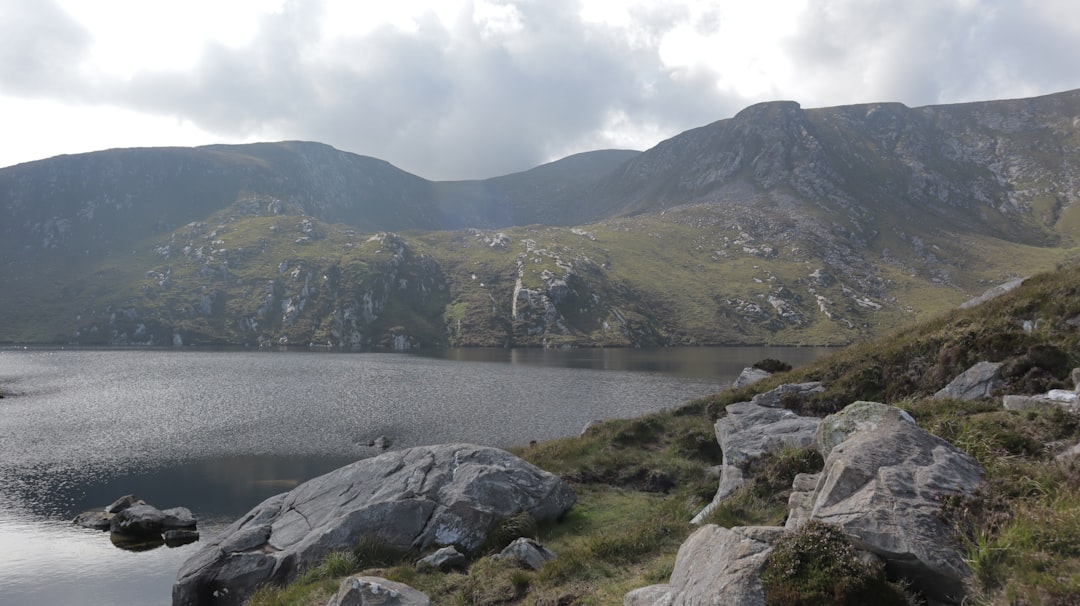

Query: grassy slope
[2,194,1075,347]
[248,264,1080,605]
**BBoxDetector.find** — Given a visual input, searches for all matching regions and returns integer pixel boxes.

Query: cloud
[0,0,93,96]
[93,0,748,179]
[3,0,1080,178]
[782,0,1080,107]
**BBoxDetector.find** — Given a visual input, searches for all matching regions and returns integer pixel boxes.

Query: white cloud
[1,0,1079,178]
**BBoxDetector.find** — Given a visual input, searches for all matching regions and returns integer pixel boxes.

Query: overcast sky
[2,0,1078,180]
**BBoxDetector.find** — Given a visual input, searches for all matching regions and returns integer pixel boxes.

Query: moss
[760,521,911,606]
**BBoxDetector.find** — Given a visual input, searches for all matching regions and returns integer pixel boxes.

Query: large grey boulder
[934,361,1004,400]
[111,503,168,536]
[326,576,431,606]
[691,402,819,524]
[624,525,786,606]
[790,402,983,604]
[173,444,575,606]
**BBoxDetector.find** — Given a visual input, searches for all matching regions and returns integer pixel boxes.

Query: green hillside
[247,261,1080,605]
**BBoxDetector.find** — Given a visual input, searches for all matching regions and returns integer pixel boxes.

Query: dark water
[0,346,828,605]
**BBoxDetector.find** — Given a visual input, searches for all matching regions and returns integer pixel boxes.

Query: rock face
[326,576,432,606]
[692,401,819,524]
[934,361,1004,400]
[624,525,785,606]
[173,444,575,606]
[790,402,983,604]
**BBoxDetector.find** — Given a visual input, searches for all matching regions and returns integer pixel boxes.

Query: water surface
[0,346,828,605]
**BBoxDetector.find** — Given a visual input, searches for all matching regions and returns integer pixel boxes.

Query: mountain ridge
[2,89,1079,348]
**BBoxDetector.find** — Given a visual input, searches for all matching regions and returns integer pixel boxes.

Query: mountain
[2,90,1079,348]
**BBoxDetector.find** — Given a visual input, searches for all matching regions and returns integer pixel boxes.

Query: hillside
[2,90,1079,348]
[244,261,1080,605]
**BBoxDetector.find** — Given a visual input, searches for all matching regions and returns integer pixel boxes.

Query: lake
[0,346,829,605]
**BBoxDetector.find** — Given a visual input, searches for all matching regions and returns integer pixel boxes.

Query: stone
[326,576,431,606]
[1002,394,1046,411]
[749,382,824,408]
[415,546,467,571]
[814,400,916,458]
[165,529,201,548]
[173,444,575,606]
[111,503,167,536]
[1056,442,1080,461]
[491,537,556,570]
[958,278,1025,309]
[934,361,1004,401]
[162,507,197,529]
[74,510,113,531]
[784,472,821,530]
[367,435,392,451]
[692,402,819,524]
[624,525,786,606]
[732,367,771,389]
[105,494,139,514]
[1003,390,1080,412]
[793,402,983,604]
[580,419,604,436]
[1072,368,1080,391]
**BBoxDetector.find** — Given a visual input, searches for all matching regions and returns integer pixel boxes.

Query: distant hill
[2,90,1078,348]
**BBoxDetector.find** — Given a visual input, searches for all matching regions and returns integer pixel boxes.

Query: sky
[2,0,1079,181]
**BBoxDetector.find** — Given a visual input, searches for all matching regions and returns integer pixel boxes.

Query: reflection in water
[0,346,829,606]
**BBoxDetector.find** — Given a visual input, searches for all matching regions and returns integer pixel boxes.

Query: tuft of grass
[760,520,911,606]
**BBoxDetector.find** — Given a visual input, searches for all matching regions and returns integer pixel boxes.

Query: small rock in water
[367,435,392,450]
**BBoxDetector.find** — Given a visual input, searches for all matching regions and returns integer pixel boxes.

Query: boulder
[814,400,916,458]
[326,576,431,606]
[749,382,823,409]
[491,537,556,570]
[933,361,1004,401]
[165,529,201,548]
[791,402,983,604]
[173,444,575,606]
[111,503,167,536]
[624,525,786,606]
[732,367,771,389]
[162,507,198,529]
[958,277,1025,309]
[691,402,819,524]
[415,546,467,571]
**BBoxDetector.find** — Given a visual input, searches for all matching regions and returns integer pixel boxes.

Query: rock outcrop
[74,495,198,549]
[173,444,575,606]
[692,401,820,524]
[326,576,432,606]
[789,401,983,603]
[624,525,785,606]
[934,361,1004,400]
